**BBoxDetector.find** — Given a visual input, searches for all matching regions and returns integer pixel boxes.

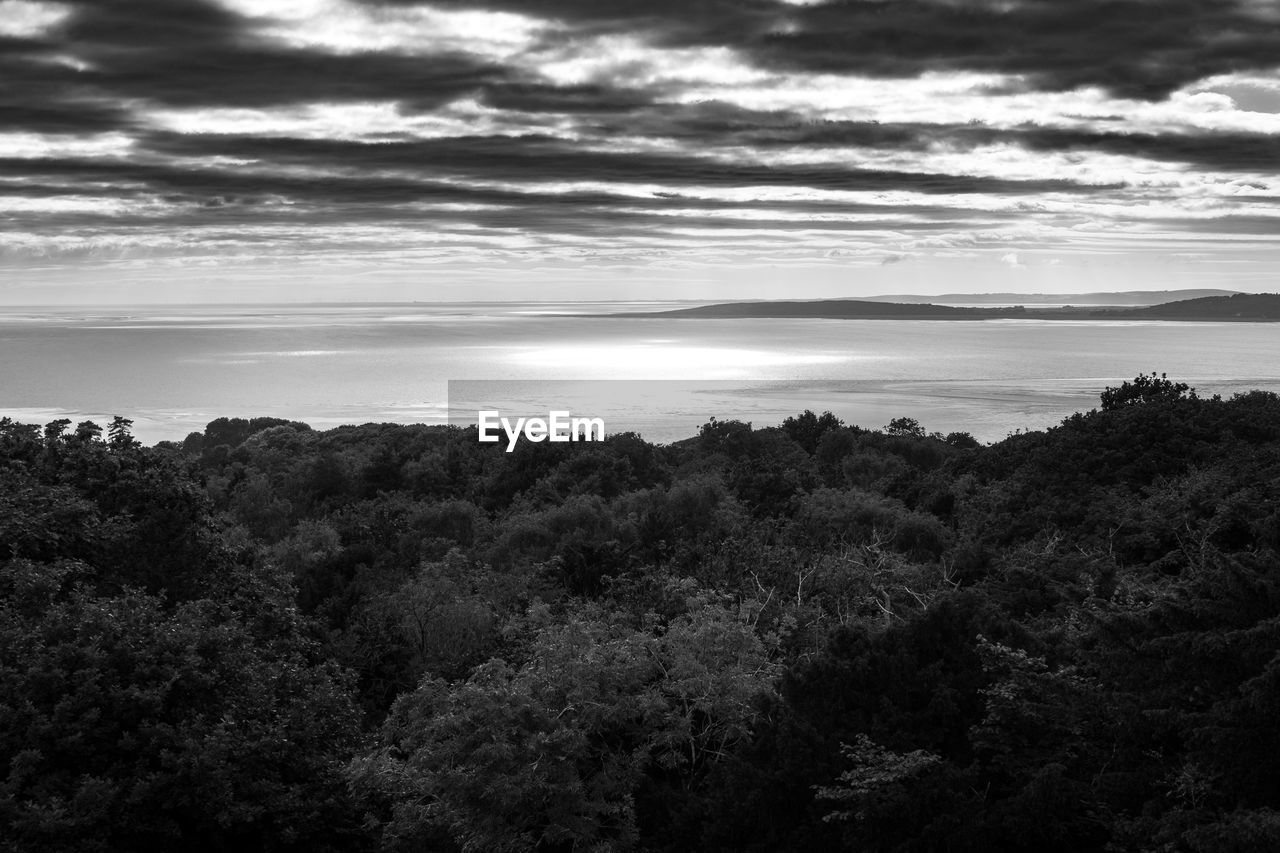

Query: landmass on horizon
[1,287,1250,311]
[618,292,1280,322]
[836,288,1240,306]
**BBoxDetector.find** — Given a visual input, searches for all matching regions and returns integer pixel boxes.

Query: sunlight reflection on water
[507,344,859,377]
[1,305,1277,444]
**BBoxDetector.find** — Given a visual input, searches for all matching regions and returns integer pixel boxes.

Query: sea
[2,301,1278,445]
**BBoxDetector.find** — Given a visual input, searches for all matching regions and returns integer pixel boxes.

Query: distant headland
[612,291,1280,321]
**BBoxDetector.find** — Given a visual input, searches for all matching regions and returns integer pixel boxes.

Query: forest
[3,373,1280,852]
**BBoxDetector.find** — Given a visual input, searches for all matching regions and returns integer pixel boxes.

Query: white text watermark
[477,410,605,452]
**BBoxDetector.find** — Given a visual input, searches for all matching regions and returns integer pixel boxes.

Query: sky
[2,0,1279,303]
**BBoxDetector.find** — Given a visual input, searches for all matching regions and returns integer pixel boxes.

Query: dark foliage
[3,376,1280,851]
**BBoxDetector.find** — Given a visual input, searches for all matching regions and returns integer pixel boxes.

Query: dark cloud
[63,0,243,49]
[0,101,132,134]
[1,0,506,126]
[998,126,1280,174]
[1,0,1276,262]
[89,48,503,109]
[136,133,1115,196]
[1,192,986,256]
[479,83,657,114]
[10,0,1274,140]
[0,149,1030,223]
[0,46,130,135]
[688,116,1280,174]
[517,98,1280,176]
[4,0,1273,143]
[746,0,1278,100]
[423,0,1280,100]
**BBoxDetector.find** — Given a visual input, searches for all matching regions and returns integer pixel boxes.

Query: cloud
[0,0,506,114]
[213,0,553,60]
[422,0,1280,99]
[0,0,1275,290]
[0,0,72,38]
[0,131,134,159]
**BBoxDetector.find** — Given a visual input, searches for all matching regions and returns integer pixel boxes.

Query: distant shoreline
[602,292,1280,322]
[0,288,1250,312]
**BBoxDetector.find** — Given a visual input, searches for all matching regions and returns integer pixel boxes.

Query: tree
[697,417,754,458]
[884,417,926,438]
[74,420,102,442]
[107,416,137,450]
[782,410,844,455]
[43,418,72,445]
[945,431,980,449]
[0,560,363,853]
[1099,372,1195,411]
[350,600,779,852]
[815,733,941,824]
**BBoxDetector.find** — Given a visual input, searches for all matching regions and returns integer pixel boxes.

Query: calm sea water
[1,302,1277,444]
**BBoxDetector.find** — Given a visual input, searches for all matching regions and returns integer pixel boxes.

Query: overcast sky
[2,0,1279,303]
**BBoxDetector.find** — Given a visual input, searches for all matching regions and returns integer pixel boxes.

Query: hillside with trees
[4,375,1280,851]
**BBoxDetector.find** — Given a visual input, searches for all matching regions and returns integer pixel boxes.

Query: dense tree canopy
[3,375,1280,851]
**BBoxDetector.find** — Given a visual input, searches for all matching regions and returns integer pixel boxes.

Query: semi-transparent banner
[444,378,1073,445]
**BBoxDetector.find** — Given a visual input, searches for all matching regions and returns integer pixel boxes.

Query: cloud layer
[2,0,1279,296]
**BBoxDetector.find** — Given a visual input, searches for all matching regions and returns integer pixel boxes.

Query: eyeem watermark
[478,410,605,452]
